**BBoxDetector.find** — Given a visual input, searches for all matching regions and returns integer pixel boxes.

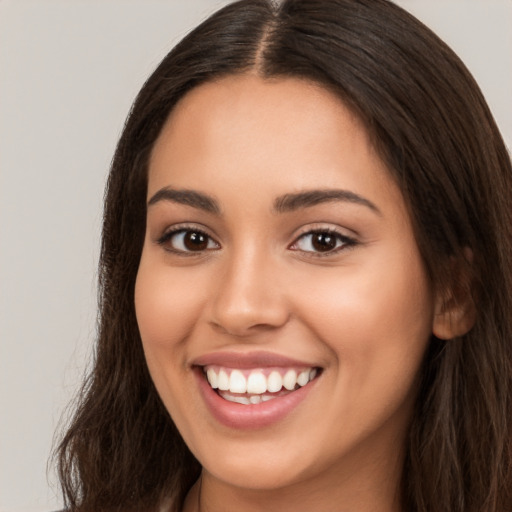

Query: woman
[56,0,512,511]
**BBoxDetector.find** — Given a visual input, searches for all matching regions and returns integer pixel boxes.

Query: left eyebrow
[273,189,381,216]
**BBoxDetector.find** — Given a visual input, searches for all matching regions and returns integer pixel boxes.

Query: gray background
[1,1,510,511]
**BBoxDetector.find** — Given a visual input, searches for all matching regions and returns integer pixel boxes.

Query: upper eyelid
[290,223,357,240]
[157,223,218,240]
[290,229,355,245]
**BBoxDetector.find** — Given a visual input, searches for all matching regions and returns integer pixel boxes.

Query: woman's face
[135,75,435,494]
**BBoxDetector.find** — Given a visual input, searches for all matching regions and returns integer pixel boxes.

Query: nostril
[208,265,290,335]
[208,317,288,338]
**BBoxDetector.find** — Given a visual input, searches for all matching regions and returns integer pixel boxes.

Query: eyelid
[156,223,220,254]
[288,225,358,256]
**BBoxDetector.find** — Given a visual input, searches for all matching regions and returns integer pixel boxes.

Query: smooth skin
[135,75,462,512]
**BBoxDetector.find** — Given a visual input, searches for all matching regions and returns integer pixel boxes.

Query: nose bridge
[209,240,288,336]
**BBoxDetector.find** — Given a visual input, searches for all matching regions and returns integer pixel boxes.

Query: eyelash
[157,225,219,255]
[156,225,357,257]
[289,229,357,257]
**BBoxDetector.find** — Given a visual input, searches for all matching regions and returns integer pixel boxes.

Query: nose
[208,248,290,337]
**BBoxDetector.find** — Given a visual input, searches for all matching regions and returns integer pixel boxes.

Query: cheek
[297,264,431,341]
[134,254,210,413]
[135,259,205,350]
[134,254,209,428]
[291,249,433,410]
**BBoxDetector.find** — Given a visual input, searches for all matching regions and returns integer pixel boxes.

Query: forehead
[147,74,401,214]
[153,75,369,154]
[163,74,364,136]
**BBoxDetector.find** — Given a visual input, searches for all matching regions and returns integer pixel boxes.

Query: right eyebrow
[147,187,221,215]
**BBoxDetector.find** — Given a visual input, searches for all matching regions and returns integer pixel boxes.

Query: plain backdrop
[0,1,510,511]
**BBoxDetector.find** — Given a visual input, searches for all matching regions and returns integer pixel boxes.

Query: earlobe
[432,295,476,340]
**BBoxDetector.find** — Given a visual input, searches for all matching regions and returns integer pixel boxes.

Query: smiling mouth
[202,365,320,405]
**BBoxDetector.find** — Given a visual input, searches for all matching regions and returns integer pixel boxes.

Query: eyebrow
[147,187,380,216]
[147,187,221,214]
[273,189,381,215]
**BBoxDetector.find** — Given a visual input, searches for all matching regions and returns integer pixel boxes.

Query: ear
[432,250,476,340]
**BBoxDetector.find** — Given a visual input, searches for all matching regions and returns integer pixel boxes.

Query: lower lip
[194,367,317,430]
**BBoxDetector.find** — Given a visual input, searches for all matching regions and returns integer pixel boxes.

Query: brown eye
[158,229,220,253]
[290,230,356,255]
[311,232,337,252]
[183,231,208,251]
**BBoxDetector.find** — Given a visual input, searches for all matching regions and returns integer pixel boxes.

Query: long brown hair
[56,1,512,510]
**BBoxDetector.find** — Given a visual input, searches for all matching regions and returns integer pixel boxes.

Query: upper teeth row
[205,367,317,394]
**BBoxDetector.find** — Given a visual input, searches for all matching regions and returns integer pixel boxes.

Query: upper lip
[192,350,318,369]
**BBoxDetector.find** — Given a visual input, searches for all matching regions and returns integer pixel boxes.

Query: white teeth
[206,368,218,389]
[283,369,297,390]
[297,369,310,386]
[229,370,247,393]
[219,392,275,405]
[229,395,251,405]
[247,372,267,394]
[267,371,283,393]
[204,365,319,399]
[218,369,229,391]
